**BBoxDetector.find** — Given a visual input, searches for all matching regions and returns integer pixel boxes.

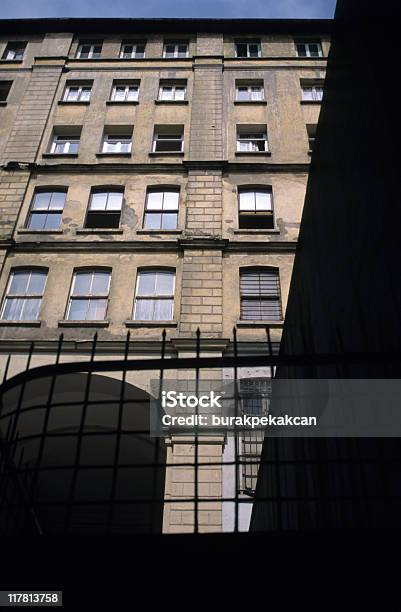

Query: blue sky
[0,0,336,19]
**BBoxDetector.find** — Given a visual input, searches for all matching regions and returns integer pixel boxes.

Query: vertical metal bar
[194,327,200,534]
[233,327,239,533]
[64,332,97,533]
[152,328,166,533]
[107,331,130,532]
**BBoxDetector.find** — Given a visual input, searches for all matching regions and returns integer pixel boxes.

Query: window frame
[0,268,48,322]
[66,268,111,321]
[163,41,189,59]
[239,267,282,322]
[101,132,132,154]
[76,41,102,59]
[50,133,80,155]
[235,83,264,102]
[301,85,324,102]
[295,40,323,58]
[63,84,92,103]
[236,128,268,153]
[143,187,180,230]
[110,83,139,102]
[120,41,146,59]
[2,42,27,61]
[133,268,176,321]
[0,80,13,102]
[158,82,187,102]
[25,188,67,231]
[238,187,274,230]
[152,129,184,153]
[84,188,124,229]
[234,40,261,58]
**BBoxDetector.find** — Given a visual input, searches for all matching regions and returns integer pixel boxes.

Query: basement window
[85,189,123,229]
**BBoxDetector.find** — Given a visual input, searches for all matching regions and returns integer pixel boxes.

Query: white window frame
[133,269,175,321]
[76,42,102,59]
[3,42,26,61]
[26,189,67,231]
[102,133,132,154]
[0,269,47,322]
[158,83,187,101]
[67,269,111,321]
[143,188,179,230]
[63,84,92,102]
[152,130,184,153]
[111,84,139,102]
[120,42,146,59]
[163,42,189,59]
[296,41,323,58]
[50,134,80,155]
[236,130,268,153]
[235,41,261,58]
[301,85,323,101]
[236,84,264,102]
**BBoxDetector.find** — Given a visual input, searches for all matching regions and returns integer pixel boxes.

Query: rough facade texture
[0,20,330,533]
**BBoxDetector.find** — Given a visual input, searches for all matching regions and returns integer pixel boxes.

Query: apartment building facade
[0,18,330,534]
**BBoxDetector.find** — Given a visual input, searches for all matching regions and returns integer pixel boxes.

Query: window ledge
[58,319,110,328]
[125,320,178,328]
[106,100,139,105]
[235,151,271,157]
[17,229,64,235]
[233,229,280,234]
[0,320,41,327]
[42,153,79,158]
[234,100,267,105]
[136,229,182,235]
[76,228,123,234]
[0,59,23,65]
[96,152,132,158]
[149,151,185,157]
[236,320,284,328]
[0,101,7,107]
[300,100,322,105]
[154,99,189,105]
[58,100,90,106]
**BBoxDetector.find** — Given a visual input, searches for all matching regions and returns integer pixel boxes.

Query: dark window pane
[236,44,248,57]
[85,212,121,228]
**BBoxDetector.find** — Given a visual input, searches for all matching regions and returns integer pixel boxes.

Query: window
[2,42,26,61]
[240,268,282,321]
[67,269,110,321]
[134,269,175,321]
[63,83,92,102]
[236,126,268,152]
[85,189,123,229]
[0,81,12,102]
[152,126,184,153]
[1,269,47,321]
[120,41,146,59]
[26,189,67,230]
[306,124,317,151]
[144,188,179,230]
[235,81,264,102]
[235,40,261,58]
[101,130,132,154]
[158,80,187,101]
[110,82,139,102]
[301,84,323,102]
[76,41,102,59]
[50,129,81,155]
[238,188,274,229]
[163,41,188,58]
[295,40,323,57]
